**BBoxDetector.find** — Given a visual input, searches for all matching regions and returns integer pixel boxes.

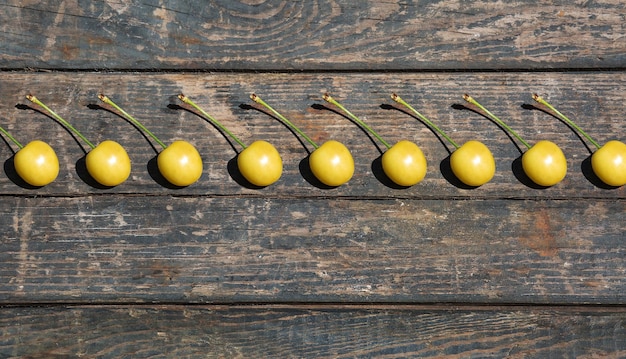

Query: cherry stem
[323,93,391,150]
[391,93,460,150]
[532,93,601,150]
[0,126,23,149]
[27,95,96,150]
[178,94,247,150]
[98,94,168,149]
[250,93,319,150]
[463,94,532,150]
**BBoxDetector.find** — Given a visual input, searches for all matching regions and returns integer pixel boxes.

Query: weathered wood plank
[0,72,624,198]
[4,1,624,354]
[1,195,624,304]
[1,305,625,358]
[1,1,625,70]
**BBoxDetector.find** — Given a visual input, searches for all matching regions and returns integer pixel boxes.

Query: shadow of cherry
[3,155,41,189]
[147,155,187,189]
[581,155,619,189]
[298,155,339,190]
[75,155,117,189]
[439,155,480,190]
[511,155,550,190]
[371,155,411,190]
[227,156,267,189]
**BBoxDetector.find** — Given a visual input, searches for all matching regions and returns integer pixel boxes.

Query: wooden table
[1,1,626,357]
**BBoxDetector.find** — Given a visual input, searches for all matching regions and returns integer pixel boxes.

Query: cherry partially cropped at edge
[0,122,58,187]
[323,93,427,187]
[392,93,495,187]
[464,94,567,187]
[533,93,626,187]
[27,94,131,187]
[178,93,282,187]
[250,94,354,187]
[98,94,202,187]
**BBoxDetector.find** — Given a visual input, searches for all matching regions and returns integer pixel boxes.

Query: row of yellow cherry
[4,93,625,189]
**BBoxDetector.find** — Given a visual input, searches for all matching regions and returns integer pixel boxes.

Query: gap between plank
[4,67,626,74]
[3,302,626,313]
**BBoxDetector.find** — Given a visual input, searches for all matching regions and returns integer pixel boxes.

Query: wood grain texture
[0,72,625,198]
[1,195,624,304]
[2,72,624,306]
[2,1,626,354]
[1,305,625,358]
[1,1,625,70]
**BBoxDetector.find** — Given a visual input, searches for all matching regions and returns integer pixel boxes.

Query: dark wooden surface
[2,0,626,70]
[1,1,626,358]
[2,305,625,358]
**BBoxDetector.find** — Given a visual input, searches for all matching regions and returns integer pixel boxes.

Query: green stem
[98,94,167,149]
[532,93,601,150]
[178,94,247,149]
[464,94,532,150]
[391,93,460,150]
[27,95,96,150]
[250,94,319,150]
[0,126,23,149]
[323,94,391,150]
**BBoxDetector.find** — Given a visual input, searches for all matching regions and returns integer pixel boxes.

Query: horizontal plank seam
[3,302,626,313]
[5,67,626,74]
[0,193,623,201]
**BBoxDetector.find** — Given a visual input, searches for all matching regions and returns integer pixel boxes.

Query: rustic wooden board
[4,1,626,357]
[1,195,624,304]
[2,1,625,70]
[1,305,625,357]
[0,72,625,198]
[1,72,624,306]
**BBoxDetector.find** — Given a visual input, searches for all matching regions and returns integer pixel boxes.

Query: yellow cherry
[0,110,59,186]
[177,94,283,187]
[464,94,567,187]
[27,95,132,187]
[450,140,496,187]
[309,140,354,187]
[85,140,131,186]
[250,94,354,187]
[382,140,427,186]
[323,94,426,187]
[533,94,626,187]
[392,94,495,187]
[521,140,567,187]
[237,140,283,186]
[13,139,59,187]
[591,140,626,186]
[99,94,202,187]
[157,140,202,187]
